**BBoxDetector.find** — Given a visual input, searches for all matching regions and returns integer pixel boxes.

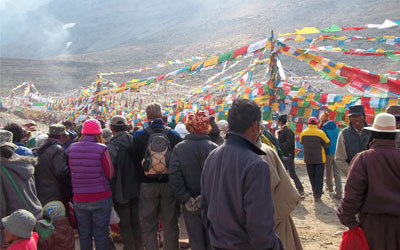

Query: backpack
[142,127,172,176]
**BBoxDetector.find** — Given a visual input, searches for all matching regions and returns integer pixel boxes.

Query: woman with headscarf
[0,130,42,249]
[337,113,400,250]
[67,119,114,250]
[169,111,218,250]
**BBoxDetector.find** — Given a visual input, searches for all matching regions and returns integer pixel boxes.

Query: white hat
[364,113,400,133]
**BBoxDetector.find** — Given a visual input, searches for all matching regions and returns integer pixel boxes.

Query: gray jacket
[201,132,283,250]
[1,154,43,242]
[168,133,218,203]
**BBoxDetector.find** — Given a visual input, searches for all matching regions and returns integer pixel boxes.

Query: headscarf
[186,111,210,134]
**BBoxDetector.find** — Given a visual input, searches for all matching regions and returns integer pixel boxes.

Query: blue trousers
[74,196,112,250]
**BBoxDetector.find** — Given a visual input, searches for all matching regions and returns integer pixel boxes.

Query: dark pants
[306,163,325,199]
[183,206,211,250]
[74,196,112,250]
[139,182,179,250]
[114,198,143,250]
[283,157,304,193]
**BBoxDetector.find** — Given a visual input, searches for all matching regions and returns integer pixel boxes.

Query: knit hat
[102,128,113,143]
[364,113,400,133]
[2,209,36,239]
[186,111,210,134]
[43,201,65,220]
[82,119,101,135]
[208,116,221,134]
[308,117,319,125]
[0,130,18,149]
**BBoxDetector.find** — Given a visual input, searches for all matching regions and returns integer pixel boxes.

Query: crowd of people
[0,100,399,250]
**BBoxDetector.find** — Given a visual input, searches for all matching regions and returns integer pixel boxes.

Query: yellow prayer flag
[304,108,312,118]
[297,88,307,97]
[204,56,219,68]
[306,93,314,101]
[296,27,320,35]
[388,98,399,106]
[272,103,279,111]
[328,105,337,111]
[295,35,305,41]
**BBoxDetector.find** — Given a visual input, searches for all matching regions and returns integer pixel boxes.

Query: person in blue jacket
[319,111,342,199]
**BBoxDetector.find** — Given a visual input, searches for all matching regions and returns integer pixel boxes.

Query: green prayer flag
[387,54,400,61]
[289,122,296,131]
[320,24,342,33]
[218,51,234,63]
[313,92,321,101]
[297,107,305,116]
[263,111,272,121]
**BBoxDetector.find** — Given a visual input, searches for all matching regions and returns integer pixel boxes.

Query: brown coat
[37,217,75,250]
[260,143,303,250]
[337,139,400,250]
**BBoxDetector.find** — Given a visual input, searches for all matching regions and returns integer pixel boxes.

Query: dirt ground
[1,112,347,249]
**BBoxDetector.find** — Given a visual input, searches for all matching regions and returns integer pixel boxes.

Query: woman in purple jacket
[68,119,114,250]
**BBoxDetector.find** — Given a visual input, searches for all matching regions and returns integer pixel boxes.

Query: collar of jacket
[226,132,266,155]
[149,119,164,128]
[370,139,396,149]
[185,133,210,141]
[81,135,97,142]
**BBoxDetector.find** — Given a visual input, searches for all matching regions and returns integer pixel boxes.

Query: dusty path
[1,112,347,249]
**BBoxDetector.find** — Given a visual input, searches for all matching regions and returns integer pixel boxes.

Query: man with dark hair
[130,103,182,250]
[201,99,283,250]
[277,115,305,198]
[108,115,143,250]
[4,123,33,156]
[335,105,370,176]
[35,124,72,210]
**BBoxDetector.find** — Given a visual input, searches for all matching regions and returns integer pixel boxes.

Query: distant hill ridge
[0,0,399,95]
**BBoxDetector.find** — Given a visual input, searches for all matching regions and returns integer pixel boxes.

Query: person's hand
[185,197,195,212]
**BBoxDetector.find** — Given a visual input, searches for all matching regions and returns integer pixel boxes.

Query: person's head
[208,116,221,134]
[80,119,104,144]
[97,119,106,129]
[62,121,73,130]
[217,120,228,134]
[0,130,18,159]
[277,114,287,127]
[145,102,162,121]
[348,105,365,131]
[185,111,211,134]
[4,123,24,143]
[43,201,65,220]
[386,105,400,129]
[110,115,128,134]
[364,113,400,142]
[101,128,113,144]
[2,209,36,244]
[48,124,69,144]
[319,111,329,125]
[308,117,319,126]
[228,99,261,143]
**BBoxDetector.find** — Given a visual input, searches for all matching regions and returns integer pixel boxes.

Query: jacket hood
[2,154,37,180]
[323,121,337,130]
[109,131,133,150]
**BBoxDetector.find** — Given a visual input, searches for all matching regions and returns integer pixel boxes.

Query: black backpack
[142,127,172,176]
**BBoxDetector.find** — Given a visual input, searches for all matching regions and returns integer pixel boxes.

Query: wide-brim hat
[364,113,400,133]
[0,130,18,150]
[386,105,400,117]
[1,209,36,239]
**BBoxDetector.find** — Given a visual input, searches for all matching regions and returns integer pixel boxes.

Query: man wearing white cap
[337,113,400,250]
